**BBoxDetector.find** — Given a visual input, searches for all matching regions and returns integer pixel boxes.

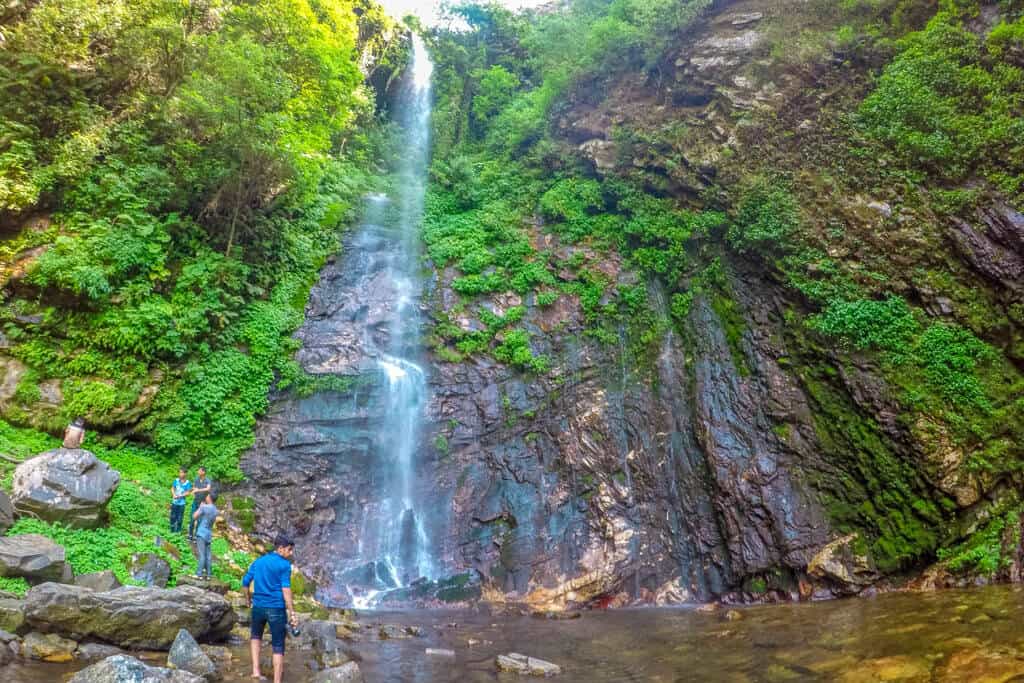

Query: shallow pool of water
[12,585,1024,681]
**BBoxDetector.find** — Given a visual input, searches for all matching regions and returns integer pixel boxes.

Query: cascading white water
[343,36,435,609]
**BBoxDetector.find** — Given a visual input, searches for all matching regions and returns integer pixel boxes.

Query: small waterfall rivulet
[336,36,435,607]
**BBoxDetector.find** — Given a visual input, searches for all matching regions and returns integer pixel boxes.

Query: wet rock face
[243,215,837,606]
[239,209,437,600]
[242,0,1009,607]
[951,202,1024,297]
[417,273,834,605]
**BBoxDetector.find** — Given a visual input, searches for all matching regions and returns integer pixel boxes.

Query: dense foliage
[0,0,404,480]
[0,419,254,591]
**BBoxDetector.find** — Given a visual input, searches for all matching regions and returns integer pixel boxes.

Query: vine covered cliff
[245,0,1024,607]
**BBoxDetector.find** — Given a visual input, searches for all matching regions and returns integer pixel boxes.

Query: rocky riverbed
[8,584,1024,681]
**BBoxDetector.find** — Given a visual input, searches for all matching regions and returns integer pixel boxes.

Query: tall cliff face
[243,0,1024,607]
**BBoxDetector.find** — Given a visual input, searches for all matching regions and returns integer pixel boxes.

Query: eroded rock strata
[242,0,1024,607]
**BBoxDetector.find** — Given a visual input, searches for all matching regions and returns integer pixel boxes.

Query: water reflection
[12,585,1024,681]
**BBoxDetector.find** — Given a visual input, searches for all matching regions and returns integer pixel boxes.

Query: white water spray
[335,35,436,607]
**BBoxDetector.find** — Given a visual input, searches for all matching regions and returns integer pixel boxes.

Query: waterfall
[335,36,435,608]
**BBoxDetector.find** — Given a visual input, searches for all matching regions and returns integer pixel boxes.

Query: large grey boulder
[75,570,121,592]
[23,583,235,650]
[12,448,120,529]
[129,553,170,588]
[70,655,203,683]
[0,491,13,533]
[167,629,218,681]
[0,534,73,583]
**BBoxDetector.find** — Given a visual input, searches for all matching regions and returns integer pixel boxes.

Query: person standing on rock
[62,416,85,449]
[169,467,192,533]
[243,534,299,683]
[188,466,213,542]
[192,491,218,580]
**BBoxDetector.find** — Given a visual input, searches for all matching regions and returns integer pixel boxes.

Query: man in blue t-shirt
[169,468,192,533]
[243,534,298,683]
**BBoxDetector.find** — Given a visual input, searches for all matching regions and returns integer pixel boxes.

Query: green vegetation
[938,507,1021,577]
[0,0,404,481]
[0,418,255,588]
[859,6,1024,199]
[2,421,190,583]
[424,1,729,372]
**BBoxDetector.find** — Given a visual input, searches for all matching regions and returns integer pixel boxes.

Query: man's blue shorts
[250,606,287,654]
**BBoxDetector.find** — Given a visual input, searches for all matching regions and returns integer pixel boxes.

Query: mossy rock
[290,569,316,598]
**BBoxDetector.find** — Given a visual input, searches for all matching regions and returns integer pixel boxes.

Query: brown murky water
[11,585,1024,681]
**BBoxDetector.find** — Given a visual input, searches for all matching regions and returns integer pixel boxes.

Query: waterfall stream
[337,36,435,608]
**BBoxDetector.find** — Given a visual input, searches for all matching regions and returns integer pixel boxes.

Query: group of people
[170,469,299,682]
[65,419,299,682]
[169,466,217,580]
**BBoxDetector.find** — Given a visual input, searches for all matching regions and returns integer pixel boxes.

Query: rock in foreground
[0,534,73,583]
[0,597,26,634]
[22,630,77,662]
[128,553,170,588]
[24,584,235,649]
[496,653,562,677]
[168,629,219,681]
[70,655,204,683]
[12,448,120,529]
[313,662,364,683]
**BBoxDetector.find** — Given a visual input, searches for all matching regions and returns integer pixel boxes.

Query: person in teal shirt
[169,467,192,533]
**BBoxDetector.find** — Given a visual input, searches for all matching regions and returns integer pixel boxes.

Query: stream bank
[9,584,1024,681]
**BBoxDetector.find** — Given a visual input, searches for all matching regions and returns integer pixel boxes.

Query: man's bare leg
[272,653,284,683]
[250,638,263,678]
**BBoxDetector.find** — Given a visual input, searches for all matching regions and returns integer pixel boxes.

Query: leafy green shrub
[0,577,29,597]
[727,181,801,254]
[860,11,1024,188]
[494,330,550,373]
[810,297,920,353]
[812,296,998,411]
[536,292,559,307]
[539,178,606,241]
[915,323,994,409]
[472,65,521,124]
